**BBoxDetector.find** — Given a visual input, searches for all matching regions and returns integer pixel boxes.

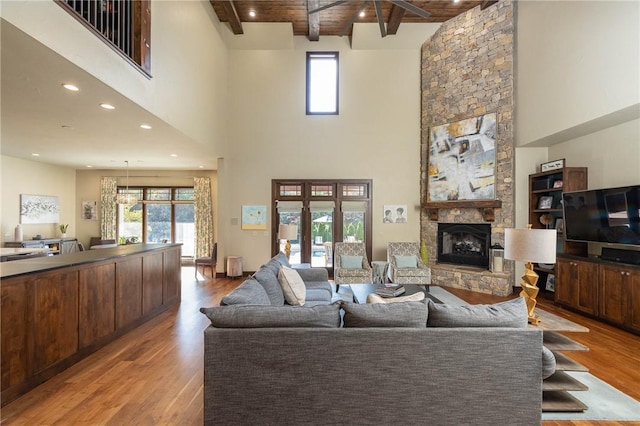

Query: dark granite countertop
[0,243,182,279]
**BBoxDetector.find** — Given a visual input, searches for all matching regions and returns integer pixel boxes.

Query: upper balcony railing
[56,0,151,76]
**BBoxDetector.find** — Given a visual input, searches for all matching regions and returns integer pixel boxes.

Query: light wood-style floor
[2,270,639,425]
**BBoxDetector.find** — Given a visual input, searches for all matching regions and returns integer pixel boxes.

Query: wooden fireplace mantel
[422,200,502,222]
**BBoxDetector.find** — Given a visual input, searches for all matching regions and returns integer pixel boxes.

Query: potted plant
[59,224,69,238]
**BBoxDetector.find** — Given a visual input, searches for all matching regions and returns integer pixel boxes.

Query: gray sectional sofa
[201,253,548,425]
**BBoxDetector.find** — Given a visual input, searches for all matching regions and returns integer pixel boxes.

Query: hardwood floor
[2,271,639,425]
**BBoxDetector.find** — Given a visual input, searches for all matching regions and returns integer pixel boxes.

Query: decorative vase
[61,233,67,238]
[420,240,428,265]
[15,224,23,242]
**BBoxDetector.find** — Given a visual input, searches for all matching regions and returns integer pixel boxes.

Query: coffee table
[348,283,428,304]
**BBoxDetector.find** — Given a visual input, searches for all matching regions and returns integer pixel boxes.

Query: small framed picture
[555,218,565,236]
[541,158,565,172]
[553,180,564,188]
[538,196,553,210]
[545,274,555,292]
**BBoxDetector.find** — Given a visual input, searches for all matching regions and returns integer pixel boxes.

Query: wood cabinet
[555,257,598,316]
[556,255,640,335]
[528,168,587,297]
[1,244,181,406]
[599,263,640,333]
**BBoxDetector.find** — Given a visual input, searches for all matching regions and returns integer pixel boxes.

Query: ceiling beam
[373,0,387,37]
[217,0,243,34]
[307,0,320,41]
[339,1,369,37]
[386,4,405,35]
[480,1,499,10]
[309,0,348,14]
[388,0,431,19]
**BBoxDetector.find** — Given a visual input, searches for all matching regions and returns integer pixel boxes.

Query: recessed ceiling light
[32,153,40,157]
[62,83,80,92]
[453,0,460,3]
[100,103,115,110]
[140,124,152,130]
[170,154,178,157]
[199,165,204,169]
[249,10,256,18]
[86,165,93,168]
[359,11,365,17]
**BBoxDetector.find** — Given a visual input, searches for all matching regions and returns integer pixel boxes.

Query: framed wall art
[82,200,98,220]
[541,158,565,172]
[241,205,267,230]
[20,194,60,224]
[383,205,407,223]
[427,112,497,202]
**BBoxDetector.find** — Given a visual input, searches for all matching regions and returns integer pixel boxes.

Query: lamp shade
[278,224,298,240]
[504,228,557,264]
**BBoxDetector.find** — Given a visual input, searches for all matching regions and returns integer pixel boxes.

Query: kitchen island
[1,243,182,406]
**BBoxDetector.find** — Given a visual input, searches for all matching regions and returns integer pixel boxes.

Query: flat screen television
[562,185,640,246]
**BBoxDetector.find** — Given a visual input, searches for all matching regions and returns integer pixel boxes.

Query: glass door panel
[311,210,333,267]
[118,203,143,244]
[343,211,365,243]
[146,204,171,243]
[278,212,301,264]
[175,204,195,257]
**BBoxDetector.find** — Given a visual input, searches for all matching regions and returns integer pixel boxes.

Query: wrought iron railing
[56,0,150,75]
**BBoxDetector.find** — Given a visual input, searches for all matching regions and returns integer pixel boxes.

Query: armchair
[334,242,373,289]
[387,242,431,285]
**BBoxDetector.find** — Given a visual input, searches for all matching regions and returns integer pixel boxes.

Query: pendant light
[116,161,138,205]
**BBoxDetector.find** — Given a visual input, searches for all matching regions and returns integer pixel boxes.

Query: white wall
[1,156,76,243]
[516,0,640,146]
[1,1,228,155]
[221,34,427,270]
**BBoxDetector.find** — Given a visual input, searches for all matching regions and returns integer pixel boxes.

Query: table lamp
[505,225,557,324]
[278,224,298,260]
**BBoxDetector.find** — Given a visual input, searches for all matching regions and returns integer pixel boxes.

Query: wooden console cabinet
[556,254,640,335]
[0,244,181,406]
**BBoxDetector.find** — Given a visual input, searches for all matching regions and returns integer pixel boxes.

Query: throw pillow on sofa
[366,292,425,304]
[426,297,528,328]
[394,255,418,269]
[220,277,271,306]
[341,255,363,268]
[200,303,341,328]
[341,300,428,327]
[278,266,306,306]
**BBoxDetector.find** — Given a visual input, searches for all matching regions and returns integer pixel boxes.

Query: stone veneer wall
[420,1,515,296]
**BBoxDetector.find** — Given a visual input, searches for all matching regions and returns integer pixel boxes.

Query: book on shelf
[375,285,406,297]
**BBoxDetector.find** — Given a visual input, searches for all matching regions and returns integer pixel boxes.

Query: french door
[272,180,372,274]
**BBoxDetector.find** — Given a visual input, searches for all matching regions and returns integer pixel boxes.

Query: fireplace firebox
[437,223,491,269]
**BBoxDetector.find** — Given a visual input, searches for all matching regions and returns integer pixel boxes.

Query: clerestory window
[306,52,339,115]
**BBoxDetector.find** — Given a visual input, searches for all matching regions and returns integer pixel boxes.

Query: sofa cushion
[200,303,341,328]
[253,267,285,306]
[341,255,363,269]
[341,300,428,327]
[278,266,306,306]
[305,287,332,303]
[273,251,291,268]
[263,258,284,276]
[366,292,425,304]
[220,278,271,306]
[426,297,528,328]
[394,255,417,269]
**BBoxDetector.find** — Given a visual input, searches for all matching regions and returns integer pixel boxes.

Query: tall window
[306,52,339,115]
[117,186,195,257]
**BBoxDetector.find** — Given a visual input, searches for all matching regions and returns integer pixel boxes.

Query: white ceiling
[0,19,218,171]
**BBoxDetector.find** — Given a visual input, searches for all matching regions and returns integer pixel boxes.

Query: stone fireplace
[419,1,515,296]
[437,223,491,269]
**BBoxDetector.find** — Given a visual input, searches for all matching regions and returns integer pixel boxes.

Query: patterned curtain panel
[100,177,117,239]
[194,177,214,258]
